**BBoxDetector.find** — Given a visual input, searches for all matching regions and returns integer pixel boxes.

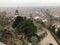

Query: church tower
[15,10,19,17]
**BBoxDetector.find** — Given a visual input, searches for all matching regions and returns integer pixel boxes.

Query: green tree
[56,28,60,38]
[48,25,55,33]
[12,16,24,28]
[23,19,37,35]
[15,18,37,35]
[12,16,41,44]
[0,29,13,43]
[12,16,37,35]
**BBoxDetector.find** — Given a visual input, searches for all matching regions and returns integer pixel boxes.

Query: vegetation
[48,25,55,33]
[12,16,41,45]
[12,16,24,28]
[12,16,37,35]
[0,25,4,30]
[48,24,60,40]
[56,28,60,38]
[0,16,44,45]
[33,20,42,29]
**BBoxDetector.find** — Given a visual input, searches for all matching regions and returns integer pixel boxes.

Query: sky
[0,0,60,7]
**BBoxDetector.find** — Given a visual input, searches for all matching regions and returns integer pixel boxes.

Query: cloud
[0,0,60,7]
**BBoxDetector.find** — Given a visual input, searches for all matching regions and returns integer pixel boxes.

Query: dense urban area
[0,7,60,45]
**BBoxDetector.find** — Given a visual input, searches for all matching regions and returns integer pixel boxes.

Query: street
[39,28,59,45]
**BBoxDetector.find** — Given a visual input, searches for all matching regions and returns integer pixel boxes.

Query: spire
[15,10,19,15]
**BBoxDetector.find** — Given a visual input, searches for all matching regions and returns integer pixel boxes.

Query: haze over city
[0,0,60,7]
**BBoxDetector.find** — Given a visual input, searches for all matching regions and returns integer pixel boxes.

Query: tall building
[15,10,20,17]
[15,10,19,15]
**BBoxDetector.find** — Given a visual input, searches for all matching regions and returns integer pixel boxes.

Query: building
[14,10,20,17]
[52,23,60,33]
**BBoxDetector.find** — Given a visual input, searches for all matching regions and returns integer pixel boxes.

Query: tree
[14,17,37,35]
[12,16,40,44]
[23,19,37,35]
[28,34,40,43]
[0,25,4,30]
[48,25,55,33]
[12,16,37,35]
[56,28,60,38]
[12,16,24,28]
[0,29,13,44]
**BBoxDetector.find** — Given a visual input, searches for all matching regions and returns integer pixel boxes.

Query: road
[39,28,59,45]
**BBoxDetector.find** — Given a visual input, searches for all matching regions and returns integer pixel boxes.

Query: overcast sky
[0,0,60,7]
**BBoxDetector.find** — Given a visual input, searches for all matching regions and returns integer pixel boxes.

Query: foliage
[0,15,45,45]
[23,19,37,35]
[31,42,39,45]
[0,25,4,30]
[12,16,37,35]
[0,29,13,41]
[28,34,40,43]
[12,16,24,28]
[56,28,60,38]
[33,20,42,29]
[48,25,55,33]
